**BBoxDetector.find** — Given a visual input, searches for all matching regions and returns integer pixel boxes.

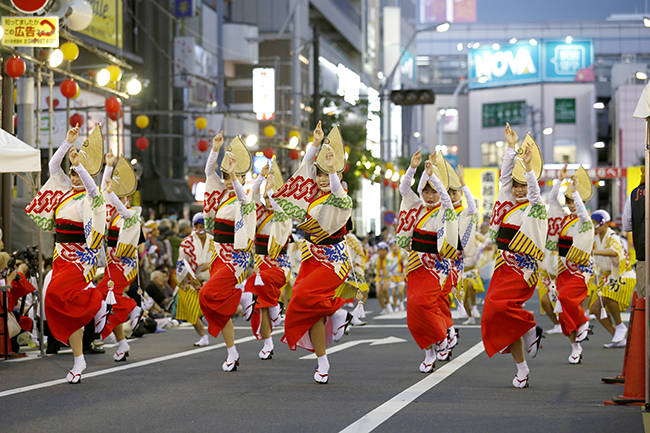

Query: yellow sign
[1,17,59,47]
[80,0,123,49]
[464,167,501,221]
[626,166,643,196]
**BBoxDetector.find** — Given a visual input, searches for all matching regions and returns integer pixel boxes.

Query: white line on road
[300,336,407,359]
[0,331,284,399]
[339,341,485,433]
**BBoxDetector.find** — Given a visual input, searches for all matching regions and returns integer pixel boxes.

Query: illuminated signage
[1,16,59,47]
[253,68,275,120]
[337,63,360,105]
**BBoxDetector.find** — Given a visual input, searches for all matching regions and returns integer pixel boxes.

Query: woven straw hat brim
[445,157,461,190]
[512,132,543,184]
[316,125,346,173]
[221,135,253,176]
[112,155,138,197]
[80,126,104,177]
[269,158,284,191]
[431,152,450,191]
[564,165,593,202]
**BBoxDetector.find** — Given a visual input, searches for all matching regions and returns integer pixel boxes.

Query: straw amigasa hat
[444,156,461,191]
[316,125,346,173]
[79,126,104,177]
[111,155,138,198]
[268,157,284,192]
[429,151,450,191]
[512,132,543,184]
[564,165,593,202]
[221,135,252,176]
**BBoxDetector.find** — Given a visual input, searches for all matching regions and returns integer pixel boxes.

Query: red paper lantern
[69,113,84,128]
[108,108,123,121]
[289,149,300,160]
[136,136,149,151]
[197,139,209,152]
[363,172,369,179]
[383,178,390,187]
[263,147,274,159]
[5,56,26,79]
[391,181,398,189]
[344,163,350,173]
[60,78,79,99]
[105,96,121,114]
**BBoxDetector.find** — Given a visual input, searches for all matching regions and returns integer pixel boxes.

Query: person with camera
[0,253,36,354]
[25,125,107,384]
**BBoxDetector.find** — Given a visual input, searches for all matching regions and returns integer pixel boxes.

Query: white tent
[0,128,41,172]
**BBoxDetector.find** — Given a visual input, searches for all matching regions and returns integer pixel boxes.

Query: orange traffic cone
[602,291,639,384]
[608,297,646,405]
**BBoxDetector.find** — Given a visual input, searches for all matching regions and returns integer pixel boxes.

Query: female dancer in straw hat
[481,123,547,388]
[25,125,107,383]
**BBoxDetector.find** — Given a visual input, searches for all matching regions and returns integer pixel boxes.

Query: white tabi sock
[571,342,582,352]
[424,347,435,364]
[516,360,529,378]
[317,354,330,374]
[72,355,86,375]
[227,345,239,363]
[263,337,274,352]
[118,338,130,352]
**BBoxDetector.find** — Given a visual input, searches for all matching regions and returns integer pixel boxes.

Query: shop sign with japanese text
[1,16,58,47]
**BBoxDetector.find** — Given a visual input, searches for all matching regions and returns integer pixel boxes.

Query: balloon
[5,56,26,79]
[383,178,390,187]
[391,181,398,189]
[67,0,93,31]
[344,145,351,154]
[197,139,209,152]
[69,113,84,128]
[136,137,149,151]
[71,85,82,99]
[136,115,149,129]
[264,125,276,138]
[108,109,123,121]
[107,65,122,82]
[105,96,121,114]
[61,42,79,62]
[363,172,369,179]
[263,147,274,159]
[60,78,79,99]
[385,162,394,170]
[344,163,350,173]
[289,149,300,160]
[288,130,300,140]
[195,117,207,130]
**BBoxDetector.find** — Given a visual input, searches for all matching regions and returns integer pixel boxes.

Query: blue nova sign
[468,39,593,89]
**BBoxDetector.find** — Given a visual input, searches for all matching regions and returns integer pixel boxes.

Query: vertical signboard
[80,0,123,49]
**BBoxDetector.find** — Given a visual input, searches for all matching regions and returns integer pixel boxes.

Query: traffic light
[390,89,435,106]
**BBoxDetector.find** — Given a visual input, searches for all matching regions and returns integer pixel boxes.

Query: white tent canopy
[0,128,40,173]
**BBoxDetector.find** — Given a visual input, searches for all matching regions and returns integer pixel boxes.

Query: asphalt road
[0,295,644,433]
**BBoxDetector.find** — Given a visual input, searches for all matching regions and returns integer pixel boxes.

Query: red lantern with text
[105,96,121,114]
[5,56,26,79]
[108,109,123,121]
[69,113,84,128]
[383,178,390,187]
[197,139,209,152]
[391,181,398,189]
[136,136,149,151]
[263,147,274,159]
[60,79,79,99]
[289,149,300,160]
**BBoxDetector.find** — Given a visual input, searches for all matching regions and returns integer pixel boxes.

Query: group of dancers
[24,121,637,387]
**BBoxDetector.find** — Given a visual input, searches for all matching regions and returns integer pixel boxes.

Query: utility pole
[1,59,14,251]
[312,24,320,126]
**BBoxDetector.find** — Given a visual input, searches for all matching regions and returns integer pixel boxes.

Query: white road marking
[0,330,284,399]
[373,311,407,320]
[339,341,485,433]
[300,336,407,359]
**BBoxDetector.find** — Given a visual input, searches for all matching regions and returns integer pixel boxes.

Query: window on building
[553,139,577,163]
[481,141,507,166]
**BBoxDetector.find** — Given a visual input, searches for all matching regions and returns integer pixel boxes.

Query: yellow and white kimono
[591,227,636,312]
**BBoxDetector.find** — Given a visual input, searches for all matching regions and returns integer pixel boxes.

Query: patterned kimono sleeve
[569,190,594,259]
[176,237,193,287]
[204,149,226,232]
[267,191,292,259]
[272,161,317,224]
[233,178,256,251]
[460,186,478,258]
[312,180,352,235]
[546,179,566,251]
[396,167,423,250]
[488,148,517,242]
[75,163,105,250]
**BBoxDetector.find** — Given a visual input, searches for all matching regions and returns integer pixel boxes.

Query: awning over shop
[0,128,41,173]
[139,177,195,203]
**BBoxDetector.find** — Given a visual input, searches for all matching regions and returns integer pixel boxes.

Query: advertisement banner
[542,40,594,82]
[80,0,123,49]
[555,98,576,124]
[464,167,500,219]
[1,16,58,47]
[468,43,540,89]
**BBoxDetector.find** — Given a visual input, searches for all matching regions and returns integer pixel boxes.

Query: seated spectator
[0,253,36,354]
[127,270,173,313]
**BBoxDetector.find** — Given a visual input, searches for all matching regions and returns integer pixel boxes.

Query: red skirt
[95,264,137,339]
[481,264,536,357]
[437,270,458,328]
[45,259,103,344]
[406,266,448,350]
[281,257,346,351]
[246,261,286,340]
[199,258,241,338]
[556,270,589,336]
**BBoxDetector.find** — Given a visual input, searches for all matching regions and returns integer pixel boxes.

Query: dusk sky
[476,0,647,22]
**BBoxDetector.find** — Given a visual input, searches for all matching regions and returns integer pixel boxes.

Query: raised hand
[424,159,433,177]
[105,151,116,167]
[226,153,238,175]
[265,172,276,192]
[505,122,518,148]
[105,178,113,194]
[324,145,336,173]
[559,163,568,181]
[212,131,224,153]
[522,145,533,171]
[260,162,270,178]
[313,121,324,145]
[410,149,422,169]
[67,124,80,144]
[69,147,80,167]
[571,175,579,192]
